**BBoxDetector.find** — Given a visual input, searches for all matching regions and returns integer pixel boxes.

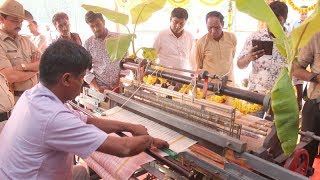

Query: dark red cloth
[58,32,82,46]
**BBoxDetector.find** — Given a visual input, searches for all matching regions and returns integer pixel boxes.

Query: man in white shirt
[28,20,47,53]
[153,7,194,74]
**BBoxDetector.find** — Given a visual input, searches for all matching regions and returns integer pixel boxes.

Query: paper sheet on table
[85,106,197,180]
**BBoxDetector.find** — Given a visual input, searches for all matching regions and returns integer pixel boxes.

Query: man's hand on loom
[130,124,149,136]
[151,138,169,149]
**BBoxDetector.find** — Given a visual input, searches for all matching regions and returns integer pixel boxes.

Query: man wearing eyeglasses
[0,0,40,108]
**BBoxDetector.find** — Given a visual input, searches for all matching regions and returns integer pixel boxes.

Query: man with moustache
[52,12,82,46]
[153,7,194,74]
[84,11,121,92]
[0,0,40,104]
[195,11,237,85]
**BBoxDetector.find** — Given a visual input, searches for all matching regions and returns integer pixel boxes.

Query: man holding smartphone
[237,1,288,96]
[236,1,289,160]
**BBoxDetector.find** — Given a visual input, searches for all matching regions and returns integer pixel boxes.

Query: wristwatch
[21,63,26,71]
[309,73,319,83]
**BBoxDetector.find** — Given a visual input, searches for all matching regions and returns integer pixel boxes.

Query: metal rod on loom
[67,101,194,179]
[122,62,266,105]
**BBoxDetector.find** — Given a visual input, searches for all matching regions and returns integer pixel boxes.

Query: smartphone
[252,40,273,55]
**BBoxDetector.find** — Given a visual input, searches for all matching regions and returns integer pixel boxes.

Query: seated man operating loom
[0,40,169,179]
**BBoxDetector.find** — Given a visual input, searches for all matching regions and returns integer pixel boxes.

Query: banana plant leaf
[82,4,129,26]
[106,34,134,61]
[290,3,320,62]
[271,69,299,156]
[130,0,167,24]
[141,47,157,61]
[235,0,299,156]
[116,0,146,10]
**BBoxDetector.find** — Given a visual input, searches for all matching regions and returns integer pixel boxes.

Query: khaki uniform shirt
[195,32,237,84]
[298,32,320,100]
[0,73,14,113]
[0,30,38,91]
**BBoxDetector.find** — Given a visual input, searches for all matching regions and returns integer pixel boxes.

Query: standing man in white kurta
[153,7,194,74]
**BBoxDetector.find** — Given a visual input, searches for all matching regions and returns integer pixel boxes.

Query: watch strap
[309,73,319,83]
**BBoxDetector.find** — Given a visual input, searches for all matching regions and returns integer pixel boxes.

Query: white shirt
[0,83,107,180]
[153,29,194,72]
[30,34,47,53]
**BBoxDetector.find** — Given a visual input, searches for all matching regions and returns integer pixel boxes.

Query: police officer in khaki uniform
[0,0,40,103]
[0,73,14,121]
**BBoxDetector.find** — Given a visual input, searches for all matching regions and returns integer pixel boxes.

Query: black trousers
[0,112,9,122]
[301,100,320,166]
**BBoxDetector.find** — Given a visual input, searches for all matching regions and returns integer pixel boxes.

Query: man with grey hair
[194,11,237,85]
[84,11,121,93]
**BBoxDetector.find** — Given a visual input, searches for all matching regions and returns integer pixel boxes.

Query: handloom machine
[71,59,316,179]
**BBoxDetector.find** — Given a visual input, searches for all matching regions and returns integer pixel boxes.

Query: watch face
[310,73,319,83]
[21,64,26,71]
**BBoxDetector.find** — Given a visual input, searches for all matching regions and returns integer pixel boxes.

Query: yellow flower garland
[287,0,317,13]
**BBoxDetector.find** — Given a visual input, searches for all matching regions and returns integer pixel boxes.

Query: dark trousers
[0,112,9,122]
[301,100,320,166]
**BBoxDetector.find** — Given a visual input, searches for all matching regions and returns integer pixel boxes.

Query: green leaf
[235,0,287,58]
[117,0,143,10]
[106,34,134,61]
[275,36,292,63]
[141,47,157,61]
[130,0,167,24]
[271,68,299,156]
[82,4,129,26]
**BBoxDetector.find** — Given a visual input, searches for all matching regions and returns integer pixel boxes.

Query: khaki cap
[24,10,33,21]
[0,0,25,19]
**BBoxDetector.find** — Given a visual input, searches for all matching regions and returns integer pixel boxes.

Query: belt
[0,112,9,121]
[14,90,25,96]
